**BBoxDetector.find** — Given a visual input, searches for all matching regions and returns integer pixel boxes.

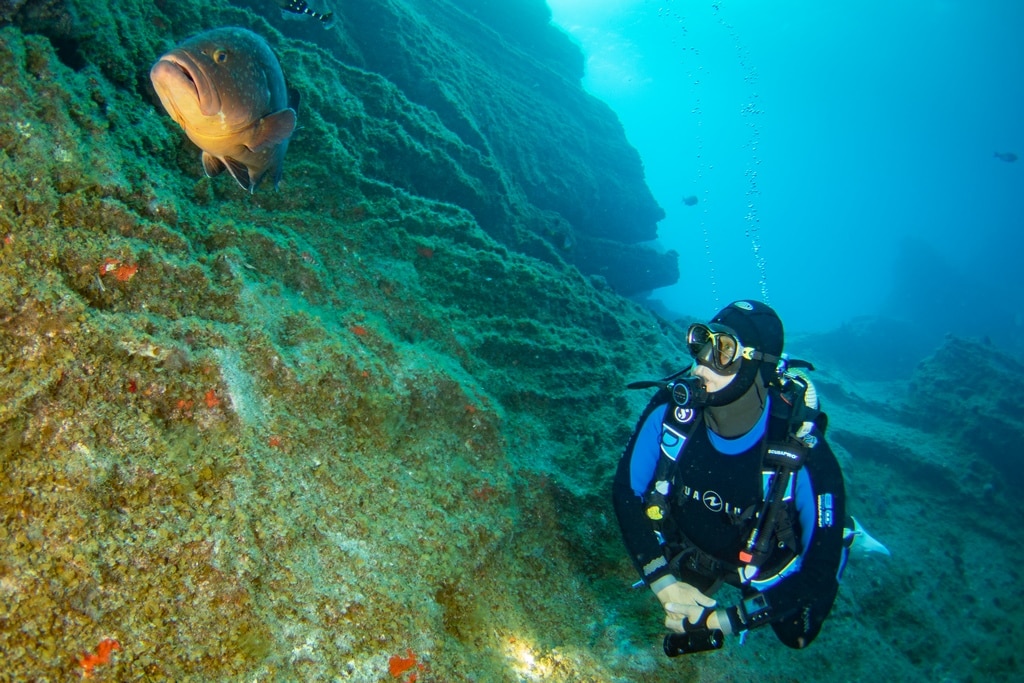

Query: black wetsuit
[612,393,847,648]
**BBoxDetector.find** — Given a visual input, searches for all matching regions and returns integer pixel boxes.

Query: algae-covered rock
[903,335,1024,486]
[0,8,683,679]
[331,0,669,291]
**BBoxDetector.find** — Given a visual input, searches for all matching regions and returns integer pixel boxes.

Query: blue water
[548,0,1024,339]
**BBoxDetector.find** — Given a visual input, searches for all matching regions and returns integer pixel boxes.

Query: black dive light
[663,594,773,657]
[663,628,724,657]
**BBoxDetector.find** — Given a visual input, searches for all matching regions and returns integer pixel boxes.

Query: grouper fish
[150,27,297,193]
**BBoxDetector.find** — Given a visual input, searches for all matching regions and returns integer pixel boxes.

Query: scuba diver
[612,300,888,655]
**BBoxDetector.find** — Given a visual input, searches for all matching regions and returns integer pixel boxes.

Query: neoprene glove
[650,576,725,634]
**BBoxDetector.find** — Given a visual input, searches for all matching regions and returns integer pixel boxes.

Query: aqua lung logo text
[681,486,743,516]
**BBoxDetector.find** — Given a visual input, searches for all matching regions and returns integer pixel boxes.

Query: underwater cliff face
[0,1,1019,681]
[0,1,683,679]
[247,0,673,295]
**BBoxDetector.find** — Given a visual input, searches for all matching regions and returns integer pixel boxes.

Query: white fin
[848,516,891,557]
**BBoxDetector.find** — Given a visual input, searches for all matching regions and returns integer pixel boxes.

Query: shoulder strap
[738,377,820,572]
[771,369,827,444]
[642,404,704,529]
[739,432,808,570]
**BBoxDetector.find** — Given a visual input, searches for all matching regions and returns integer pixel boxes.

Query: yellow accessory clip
[646,506,664,521]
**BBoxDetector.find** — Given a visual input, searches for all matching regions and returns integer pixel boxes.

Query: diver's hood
[703,301,785,405]
[705,379,767,438]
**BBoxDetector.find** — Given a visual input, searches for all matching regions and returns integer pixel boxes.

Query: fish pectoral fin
[223,157,253,192]
[202,152,226,178]
[249,108,297,153]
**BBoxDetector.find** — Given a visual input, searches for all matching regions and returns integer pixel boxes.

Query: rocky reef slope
[0,1,1019,681]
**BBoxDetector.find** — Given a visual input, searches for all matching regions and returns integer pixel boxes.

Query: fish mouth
[150,50,221,118]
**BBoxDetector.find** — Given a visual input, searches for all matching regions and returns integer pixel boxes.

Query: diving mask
[686,323,782,374]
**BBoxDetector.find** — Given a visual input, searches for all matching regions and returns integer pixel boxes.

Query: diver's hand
[707,608,731,634]
[650,577,718,634]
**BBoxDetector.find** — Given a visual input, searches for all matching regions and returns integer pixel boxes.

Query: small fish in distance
[277,0,335,26]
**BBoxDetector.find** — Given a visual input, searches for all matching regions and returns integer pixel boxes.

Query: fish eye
[213,49,228,63]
